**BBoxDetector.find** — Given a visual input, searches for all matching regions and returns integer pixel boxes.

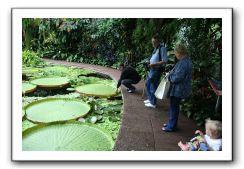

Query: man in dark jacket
[117,64,141,93]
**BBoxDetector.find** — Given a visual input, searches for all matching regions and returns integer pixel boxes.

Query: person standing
[144,34,168,108]
[117,63,141,93]
[162,42,192,132]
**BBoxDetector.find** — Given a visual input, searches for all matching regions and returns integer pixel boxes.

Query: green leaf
[76,84,117,97]
[24,98,90,123]
[30,77,69,89]
[22,83,37,94]
[22,120,38,132]
[23,122,114,151]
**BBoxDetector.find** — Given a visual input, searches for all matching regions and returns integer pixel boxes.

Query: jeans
[167,96,181,130]
[146,69,162,105]
[121,79,138,90]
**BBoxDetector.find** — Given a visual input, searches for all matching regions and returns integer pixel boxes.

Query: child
[178,119,222,151]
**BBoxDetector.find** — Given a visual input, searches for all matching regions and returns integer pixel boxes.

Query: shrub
[22,50,44,67]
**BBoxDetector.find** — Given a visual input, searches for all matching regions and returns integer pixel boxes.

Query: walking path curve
[44,59,202,151]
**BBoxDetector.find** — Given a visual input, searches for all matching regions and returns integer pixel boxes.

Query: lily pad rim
[22,82,37,94]
[75,83,118,97]
[30,77,70,88]
[23,97,91,124]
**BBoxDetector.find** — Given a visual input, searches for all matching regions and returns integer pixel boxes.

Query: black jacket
[117,66,141,88]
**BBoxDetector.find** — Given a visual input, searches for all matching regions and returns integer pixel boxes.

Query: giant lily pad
[22,67,39,75]
[76,84,117,97]
[22,120,37,132]
[22,83,37,94]
[24,98,90,123]
[22,109,25,118]
[30,77,69,89]
[22,122,114,151]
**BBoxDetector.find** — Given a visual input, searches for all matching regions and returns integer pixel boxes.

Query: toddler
[178,119,222,151]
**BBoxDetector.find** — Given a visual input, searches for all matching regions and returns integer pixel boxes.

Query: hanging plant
[22,122,114,151]
[76,84,117,97]
[24,98,90,123]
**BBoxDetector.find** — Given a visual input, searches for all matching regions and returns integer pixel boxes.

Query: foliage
[22,50,44,67]
[22,18,223,126]
[23,122,114,151]
[30,77,70,89]
[22,120,37,132]
[22,19,40,50]
[22,64,122,143]
[76,84,118,97]
[22,82,37,94]
[176,19,222,125]
[24,98,91,123]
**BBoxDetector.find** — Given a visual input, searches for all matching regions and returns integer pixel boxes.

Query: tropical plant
[22,122,114,151]
[22,83,37,95]
[24,98,91,123]
[176,18,222,125]
[76,84,118,97]
[30,77,70,89]
[22,50,44,67]
[22,18,222,126]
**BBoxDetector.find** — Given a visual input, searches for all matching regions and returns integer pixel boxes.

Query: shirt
[204,135,222,151]
[150,45,168,64]
[117,66,141,88]
[168,56,192,99]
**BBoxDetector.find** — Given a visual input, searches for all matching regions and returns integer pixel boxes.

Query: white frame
[12,8,232,161]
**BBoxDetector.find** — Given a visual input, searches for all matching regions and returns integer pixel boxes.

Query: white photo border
[12,8,232,161]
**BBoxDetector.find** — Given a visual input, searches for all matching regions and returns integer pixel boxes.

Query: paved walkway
[44,59,203,151]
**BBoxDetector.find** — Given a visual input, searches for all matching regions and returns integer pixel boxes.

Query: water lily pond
[22,63,122,151]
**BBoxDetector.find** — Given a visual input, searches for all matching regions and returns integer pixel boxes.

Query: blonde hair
[174,42,187,55]
[205,119,222,139]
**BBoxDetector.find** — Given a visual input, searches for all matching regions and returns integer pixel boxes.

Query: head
[119,63,125,71]
[174,42,188,60]
[205,119,222,139]
[151,33,161,48]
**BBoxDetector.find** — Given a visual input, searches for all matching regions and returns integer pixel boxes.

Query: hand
[195,130,204,136]
[149,64,154,68]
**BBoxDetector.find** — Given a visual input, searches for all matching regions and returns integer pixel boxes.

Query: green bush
[22,50,44,67]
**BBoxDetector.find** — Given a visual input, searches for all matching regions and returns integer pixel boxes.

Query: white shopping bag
[155,76,170,99]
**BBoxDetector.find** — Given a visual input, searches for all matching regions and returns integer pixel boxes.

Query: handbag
[155,76,170,99]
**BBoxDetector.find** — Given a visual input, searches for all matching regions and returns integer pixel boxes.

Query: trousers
[167,96,182,129]
[146,69,162,105]
[121,79,138,90]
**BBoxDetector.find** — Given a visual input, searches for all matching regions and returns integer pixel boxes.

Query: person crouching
[117,63,141,93]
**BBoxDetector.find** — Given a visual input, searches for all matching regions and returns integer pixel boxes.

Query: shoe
[145,103,156,108]
[128,89,135,93]
[144,100,150,104]
[162,127,175,132]
[163,123,168,127]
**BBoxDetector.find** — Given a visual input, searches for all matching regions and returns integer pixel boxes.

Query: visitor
[162,42,192,132]
[178,119,222,151]
[144,33,168,108]
[117,63,141,93]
